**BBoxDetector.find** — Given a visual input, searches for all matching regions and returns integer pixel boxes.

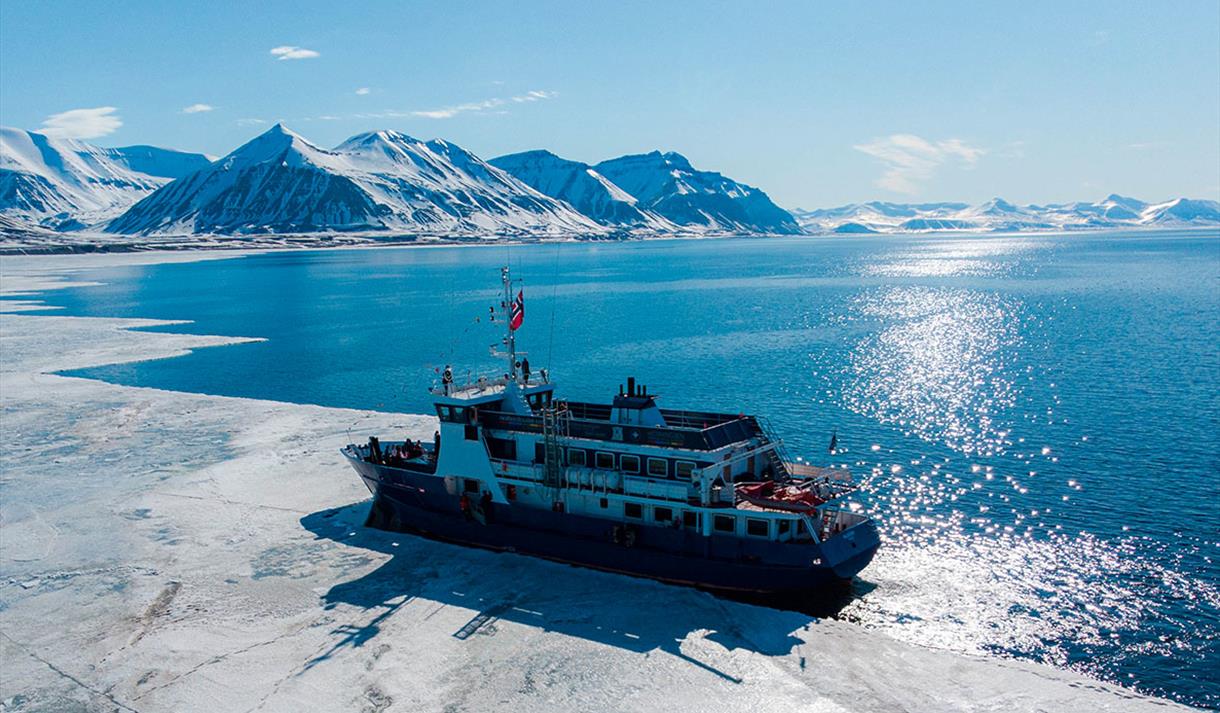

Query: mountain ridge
[3,124,1217,238]
[1,126,211,230]
[791,195,1220,234]
[106,124,603,236]
[489,150,676,231]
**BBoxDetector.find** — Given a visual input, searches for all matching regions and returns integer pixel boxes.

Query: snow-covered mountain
[793,194,1220,234]
[593,151,800,234]
[1,127,211,230]
[489,150,675,231]
[107,125,605,236]
[7,120,1215,242]
[104,145,215,180]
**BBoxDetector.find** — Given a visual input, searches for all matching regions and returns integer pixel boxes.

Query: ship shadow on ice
[301,501,865,681]
[717,577,876,620]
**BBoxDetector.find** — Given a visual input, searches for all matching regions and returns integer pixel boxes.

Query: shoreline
[0,252,1197,712]
[1,224,1217,257]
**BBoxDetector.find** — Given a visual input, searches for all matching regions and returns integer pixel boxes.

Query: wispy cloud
[270,45,319,60]
[854,134,984,194]
[39,106,122,139]
[182,103,214,114]
[404,90,557,120]
[1126,140,1170,151]
[236,118,267,126]
[355,87,370,96]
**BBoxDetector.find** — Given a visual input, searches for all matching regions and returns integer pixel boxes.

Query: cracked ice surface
[0,252,1193,712]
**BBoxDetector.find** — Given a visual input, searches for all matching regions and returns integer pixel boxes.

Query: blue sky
[2,0,1217,207]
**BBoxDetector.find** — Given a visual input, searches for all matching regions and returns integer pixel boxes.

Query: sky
[1,0,1218,208]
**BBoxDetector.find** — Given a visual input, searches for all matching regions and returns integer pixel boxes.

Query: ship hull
[345,455,879,594]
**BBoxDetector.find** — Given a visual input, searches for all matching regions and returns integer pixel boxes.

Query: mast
[502,266,515,379]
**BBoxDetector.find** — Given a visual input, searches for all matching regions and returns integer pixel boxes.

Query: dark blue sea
[25,231,1220,708]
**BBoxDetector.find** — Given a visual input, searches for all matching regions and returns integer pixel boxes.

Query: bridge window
[620,454,640,473]
[713,515,735,533]
[653,506,673,523]
[595,451,615,469]
[487,437,516,461]
[624,502,643,519]
[647,457,668,478]
[567,449,586,466]
[675,461,696,480]
[683,511,700,530]
[778,519,791,536]
[746,518,770,538]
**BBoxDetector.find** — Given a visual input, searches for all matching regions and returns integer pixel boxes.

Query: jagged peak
[979,197,1020,212]
[603,150,694,171]
[224,123,325,163]
[658,151,693,170]
[496,149,563,162]
[491,149,586,171]
[336,130,423,155]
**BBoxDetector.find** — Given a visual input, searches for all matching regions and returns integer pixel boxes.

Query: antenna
[547,240,560,371]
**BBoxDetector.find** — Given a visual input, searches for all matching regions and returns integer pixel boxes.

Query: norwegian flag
[509,290,524,331]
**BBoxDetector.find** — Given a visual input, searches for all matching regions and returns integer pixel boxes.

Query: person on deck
[522,357,531,384]
[442,365,453,395]
[480,490,494,524]
[459,493,472,521]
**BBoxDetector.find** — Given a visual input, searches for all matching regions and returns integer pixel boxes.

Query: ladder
[754,416,792,479]
[541,402,569,496]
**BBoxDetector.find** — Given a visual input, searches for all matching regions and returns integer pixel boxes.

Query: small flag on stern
[509,290,525,331]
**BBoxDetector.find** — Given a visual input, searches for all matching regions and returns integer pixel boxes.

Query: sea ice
[0,252,1192,712]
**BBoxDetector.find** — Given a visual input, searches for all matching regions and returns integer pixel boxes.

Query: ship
[341,267,880,594]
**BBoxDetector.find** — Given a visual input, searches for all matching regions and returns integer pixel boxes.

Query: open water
[28,231,1219,707]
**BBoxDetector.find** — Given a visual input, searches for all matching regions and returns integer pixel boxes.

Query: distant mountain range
[1,124,1217,239]
[791,195,1220,234]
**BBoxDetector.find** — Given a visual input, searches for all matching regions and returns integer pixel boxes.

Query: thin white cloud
[270,45,319,60]
[236,118,267,126]
[405,90,557,120]
[854,134,985,194]
[1126,141,1169,150]
[355,87,370,95]
[39,106,122,139]
[182,103,214,114]
[511,90,555,103]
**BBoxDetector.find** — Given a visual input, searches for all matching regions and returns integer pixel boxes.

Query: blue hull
[345,455,879,594]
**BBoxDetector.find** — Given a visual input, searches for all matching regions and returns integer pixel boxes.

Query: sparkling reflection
[843,286,1019,456]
